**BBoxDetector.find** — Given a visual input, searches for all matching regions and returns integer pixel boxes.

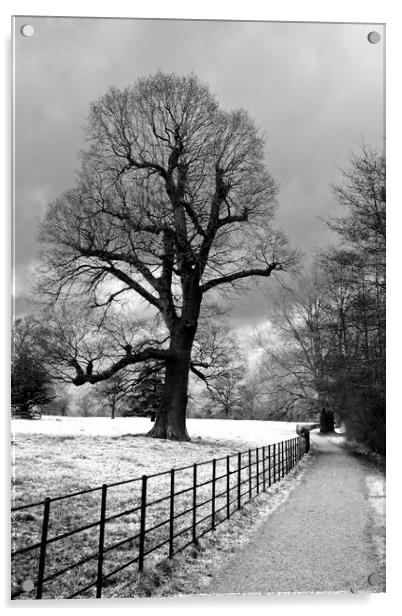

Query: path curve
[205,433,385,595]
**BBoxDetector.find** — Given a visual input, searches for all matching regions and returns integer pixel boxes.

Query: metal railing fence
[11,434,307,600]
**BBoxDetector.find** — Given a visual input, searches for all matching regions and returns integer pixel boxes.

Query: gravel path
[206,433,385,596]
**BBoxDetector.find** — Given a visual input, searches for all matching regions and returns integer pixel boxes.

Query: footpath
[206,433,385,595]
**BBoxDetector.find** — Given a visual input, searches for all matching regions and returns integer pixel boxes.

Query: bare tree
[197,330,245,417]
[237,371,266,420]
[255,271,337,429]
[94,372,129,419]
[38,72,297,440]
[74,388,103,417]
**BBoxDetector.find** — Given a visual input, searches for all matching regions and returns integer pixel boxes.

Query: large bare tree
[38,72,297,440]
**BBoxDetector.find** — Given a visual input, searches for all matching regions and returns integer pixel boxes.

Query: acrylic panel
[12,16,385,601]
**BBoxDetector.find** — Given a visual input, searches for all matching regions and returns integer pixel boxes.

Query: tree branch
[80,247,159,292]
[106,264,161,309]
[201,262,282,293]
[190,363,209,382]
[72,347,171,386]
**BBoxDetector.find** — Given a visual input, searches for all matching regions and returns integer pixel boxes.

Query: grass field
[11,416,302,599]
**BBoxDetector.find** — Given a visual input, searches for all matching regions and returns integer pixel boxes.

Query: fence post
[96,485,107,598]
[237,452,241,509]
[226,456,230,519]
[192,463,197,544]
[169,468,175,558]
[284,442,287,475]
[36,497,50,599]
[212,459,216,530]
[248,450,252,500]
[256,448,260,494]
[277,442,280,479]
[284,441,287,474]
[138,475,147,572]
[273,443,276,484]
[281,442,285,477]
[278,442,281,478]
[262,446,266,492]
[268,445,271,487]
[286,441,289,474]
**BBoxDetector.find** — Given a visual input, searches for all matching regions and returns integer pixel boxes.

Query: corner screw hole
[21,24,35,37]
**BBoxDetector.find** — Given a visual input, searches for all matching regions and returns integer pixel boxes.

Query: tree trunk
[147,330,194,441]
[320,407,335,433]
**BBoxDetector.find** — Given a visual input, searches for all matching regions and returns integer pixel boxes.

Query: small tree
[125,363,165,420]
[204,359,244,418]
[41,385,70,416]
[237,372,266,420]
[74,389,103,417]
[94,373,130,419]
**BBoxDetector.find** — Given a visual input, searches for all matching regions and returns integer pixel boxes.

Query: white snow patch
[365,472,386,569]
[11,416,299,447]
[366,474,386,518]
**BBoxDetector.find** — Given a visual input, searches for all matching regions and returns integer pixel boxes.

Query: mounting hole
[21,578,35,592]
[368,572,382,586]
[367,31,381,44]
[20,24,35,37]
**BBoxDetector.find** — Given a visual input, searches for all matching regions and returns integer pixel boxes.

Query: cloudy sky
[13,17,384,327]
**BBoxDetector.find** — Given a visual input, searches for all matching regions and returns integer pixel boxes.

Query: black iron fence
[11,434,308,600]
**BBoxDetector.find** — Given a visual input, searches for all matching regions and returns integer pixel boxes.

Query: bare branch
[201,263,281,293]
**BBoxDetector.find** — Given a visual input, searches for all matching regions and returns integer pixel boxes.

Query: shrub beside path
[205,433,385,596]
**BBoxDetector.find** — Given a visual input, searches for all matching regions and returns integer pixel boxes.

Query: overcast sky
[13,17,384,327]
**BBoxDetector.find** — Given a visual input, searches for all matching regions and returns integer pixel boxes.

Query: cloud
[13,17,384,324]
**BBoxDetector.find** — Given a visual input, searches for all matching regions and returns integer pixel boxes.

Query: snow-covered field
[11,416,300,510]
[12,416,300,506]
[11,416,299,446]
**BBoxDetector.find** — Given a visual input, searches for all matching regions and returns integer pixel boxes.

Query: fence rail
[11,434,308,600]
